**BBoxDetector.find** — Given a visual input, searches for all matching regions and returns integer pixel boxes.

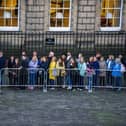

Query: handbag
[52,68,58,76]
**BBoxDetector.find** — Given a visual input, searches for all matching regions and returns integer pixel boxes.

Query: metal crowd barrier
[46,68,126,91]
[0,68,126,93]
[0,68,47,93]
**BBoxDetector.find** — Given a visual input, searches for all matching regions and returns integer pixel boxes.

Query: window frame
[100,0,123,31]
[0,0,20,31]
[49,0,72,31]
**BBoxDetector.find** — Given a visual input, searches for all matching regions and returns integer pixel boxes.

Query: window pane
[63,18,69,27]
[0,0,5,7]
[51,0,57,8]
[6,0,17,8]
[112,18,120,26]
[0,8,4,17]
[57,0,63,8]
[50,9,56,18]
[12,18,18,26]
[113,9,120,17]
[5,18,11,26]
[50,18,56,27]
[114,0,121,8]
[57,19,62,27]
[50,0,71,29]
[64,9,69,17]
[101,0,121,28]
[0,18,4,26]
[12,9,18,17]
[64,0,70,8]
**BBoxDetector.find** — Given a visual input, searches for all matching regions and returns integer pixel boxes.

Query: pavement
[0,88,126,126]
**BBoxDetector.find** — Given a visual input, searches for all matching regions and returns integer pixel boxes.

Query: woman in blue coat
[112,58,122,91]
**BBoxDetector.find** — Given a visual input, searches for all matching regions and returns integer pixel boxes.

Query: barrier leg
[43,71,47,93]
[0,70,3,94]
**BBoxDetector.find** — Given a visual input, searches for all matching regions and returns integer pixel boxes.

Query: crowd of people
[0,50,126,93]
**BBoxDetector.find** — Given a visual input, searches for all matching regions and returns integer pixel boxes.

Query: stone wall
[20,0,126,32]
[77,0,96,32]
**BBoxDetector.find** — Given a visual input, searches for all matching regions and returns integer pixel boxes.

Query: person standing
[0,51,6,85]
[20,51,29,89]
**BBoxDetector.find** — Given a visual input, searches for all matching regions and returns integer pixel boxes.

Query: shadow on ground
[0,89,126,126]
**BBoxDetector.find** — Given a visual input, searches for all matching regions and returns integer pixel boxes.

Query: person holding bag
[49,56,57,90]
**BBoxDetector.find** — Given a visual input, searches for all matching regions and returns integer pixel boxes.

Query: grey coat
[99,61,107,77]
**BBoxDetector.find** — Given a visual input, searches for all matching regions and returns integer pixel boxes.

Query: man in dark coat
[0,51,6,85]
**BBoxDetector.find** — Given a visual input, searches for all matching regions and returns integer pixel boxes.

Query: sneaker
[28,86,34,90]
[85,85,88,90]
[77,88,83,91]
[88,89,92,93]
[67,86,72,90]
[50,87,55,90]
[62,85,66,88]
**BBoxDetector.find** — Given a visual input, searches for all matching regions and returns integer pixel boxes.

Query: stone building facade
[17,0,126,32]
[0,0,126,57]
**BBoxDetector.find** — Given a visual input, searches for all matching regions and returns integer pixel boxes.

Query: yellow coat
[56,62,65,76]
[49,61,56,80]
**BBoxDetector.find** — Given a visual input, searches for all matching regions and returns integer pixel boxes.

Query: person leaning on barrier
[77,56,87,91]
[13,58,21,88]
[86,57,95,93]
[38,56,48,85]
[49,56,57,90]
[99,57,107,86]
[92,56,100,87]
[106,55,115,86]
[28,56,38,90]
[112,58,122,91]
[56,57,65,88]
[8,56,16,86]
[20,51,29,89]
[0,51,6,85]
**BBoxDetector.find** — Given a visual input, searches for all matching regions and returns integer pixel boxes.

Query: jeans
[66,75,72,87]
[88,76,93,91]
[29,73,37,85]
[114,77,122,89]
[79,76,84,88]
[49,79,55,88]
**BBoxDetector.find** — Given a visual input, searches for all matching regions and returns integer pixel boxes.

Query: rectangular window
[0,0,19,31]
[49,0,71,31]
[100,0,123,31]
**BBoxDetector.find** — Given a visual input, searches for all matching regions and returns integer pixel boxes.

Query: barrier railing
[0,68,47,93]
[0,68,126,93]
[47,68,126,92]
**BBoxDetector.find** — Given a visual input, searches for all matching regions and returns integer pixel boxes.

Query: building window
[0,0,19,31]
[49,0,71,31]
[100,0,123,31]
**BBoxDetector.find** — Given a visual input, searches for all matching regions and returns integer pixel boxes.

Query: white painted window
[49,0,71,31]
[100,0,123,31]
[0,0,19,31]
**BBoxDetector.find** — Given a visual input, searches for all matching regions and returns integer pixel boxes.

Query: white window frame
[100,0,123,31]
[49,0,72,31]
[0,0,20,31]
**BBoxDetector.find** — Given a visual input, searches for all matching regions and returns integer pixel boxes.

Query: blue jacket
[38,61,48,71]
[93,61,99,74]
[112,64,122,77]
[106,60,115,70]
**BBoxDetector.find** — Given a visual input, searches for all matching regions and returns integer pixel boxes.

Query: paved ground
[0,88,126,126]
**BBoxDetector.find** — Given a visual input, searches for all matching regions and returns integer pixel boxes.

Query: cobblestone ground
[0,88,126,126]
